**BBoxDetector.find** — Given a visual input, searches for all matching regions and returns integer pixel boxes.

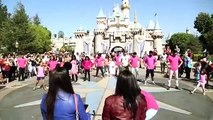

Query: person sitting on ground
[102,70,147,120]
[41,67,90,120]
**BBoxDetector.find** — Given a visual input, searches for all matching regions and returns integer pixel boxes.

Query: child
[33,62,47,91]
[194,62,201,81]
[70,55,78,82]
[109,57,116,76]
[104,55,110,75]
[28,60,33,78]
[191,69,207,95]
[82,56,94,81]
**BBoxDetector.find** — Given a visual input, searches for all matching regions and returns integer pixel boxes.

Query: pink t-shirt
[17,58,27,68]
[37,66,45,77]
[144,56,157,70]
[166,55,182,71]
[141,90,159,110]
[48,60,58,72]
[82,60,94,70]
[129,56,140,68]
[115,55,121,66]
[95,57,104,67]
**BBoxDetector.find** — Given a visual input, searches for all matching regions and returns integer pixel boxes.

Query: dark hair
[115,70,144,118]
[85,56,90,60]
[201,69,206,75]
[105,54,110,60]
[98,53,102,57]
[133,52,137,56]
[71,55,76,61]
[45,67,74,120]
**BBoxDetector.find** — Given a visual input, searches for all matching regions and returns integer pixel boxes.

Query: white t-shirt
[109,61,116,75]
[121,55,130,67]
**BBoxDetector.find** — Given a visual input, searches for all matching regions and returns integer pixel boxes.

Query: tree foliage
[167,33,202,54]
[0,1,9,48]
[194,12,213,54]
[0,2,52,54]
[33,14,40,25]
[29,24,51,53]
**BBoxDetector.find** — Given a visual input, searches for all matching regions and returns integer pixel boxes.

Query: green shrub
[193,54,204,61]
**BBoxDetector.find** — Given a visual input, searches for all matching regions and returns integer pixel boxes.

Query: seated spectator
[40,67,90,120]
[102,70,147,120]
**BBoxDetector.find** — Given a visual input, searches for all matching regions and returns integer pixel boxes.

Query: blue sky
[2,0,213,38]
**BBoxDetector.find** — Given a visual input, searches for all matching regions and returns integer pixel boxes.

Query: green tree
[8,2,33,53]
[204,30,213,54]
[29,24,52,53]
[194,12,213,34]
[58,31,64,38]
[0,0,9,48]
[167,33,202,54]
[194,12,213,53]
[32,14,40,25]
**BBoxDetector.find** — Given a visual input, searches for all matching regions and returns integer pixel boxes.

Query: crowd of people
[0,46,213,119]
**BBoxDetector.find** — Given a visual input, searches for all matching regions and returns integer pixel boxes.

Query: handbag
[74,94,80,120]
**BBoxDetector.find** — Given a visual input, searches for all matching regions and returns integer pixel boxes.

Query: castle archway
[111,46,125,53]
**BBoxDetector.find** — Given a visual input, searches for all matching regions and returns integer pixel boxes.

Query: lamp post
[15,41,19,54]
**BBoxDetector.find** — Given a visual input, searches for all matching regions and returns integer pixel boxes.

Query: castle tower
[74,25,87,54]
[94,8,106,53]
[131,12,141,53]
[152,18,164,54]
[121,0,130,20]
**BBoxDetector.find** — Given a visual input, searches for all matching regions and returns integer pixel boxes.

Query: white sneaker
[33,87,36,91]
[152,81,156,85]
[144,80,147,85]
[203,92,206,95]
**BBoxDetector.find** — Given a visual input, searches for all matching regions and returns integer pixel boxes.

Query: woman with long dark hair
[102,70,147,120]
[40,67,89,120]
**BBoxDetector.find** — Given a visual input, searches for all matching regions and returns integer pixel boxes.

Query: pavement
[0,67,213,120]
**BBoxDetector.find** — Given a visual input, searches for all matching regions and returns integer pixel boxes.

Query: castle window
[150,42,153,46]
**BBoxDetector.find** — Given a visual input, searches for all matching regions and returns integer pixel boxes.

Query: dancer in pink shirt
[144,51,157,85]
[70,55,78,82]
[95,53,105,77]
[129,52,141,79]
[33,62,47,91]
[166,50,183,90]
[191,69,207,95]
[115,52,122,76]
[82,56,94,81]
[47,56,58,75]
[17,56,27,81]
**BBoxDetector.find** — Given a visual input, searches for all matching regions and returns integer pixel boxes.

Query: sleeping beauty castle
[51,0,164,56]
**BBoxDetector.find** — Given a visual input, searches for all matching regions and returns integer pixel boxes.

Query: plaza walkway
[0,68,213,120]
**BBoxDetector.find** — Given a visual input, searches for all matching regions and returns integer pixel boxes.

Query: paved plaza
[0,68,213,120]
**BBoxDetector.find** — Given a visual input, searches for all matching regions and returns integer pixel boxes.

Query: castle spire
[134,11,137,23]
[154,13,161,29]
[97,8,106,18]
[121,0,130,20]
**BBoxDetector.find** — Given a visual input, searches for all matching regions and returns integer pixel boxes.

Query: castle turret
[152,18,164,54]
[74,25,87,54]
[130,12,141,53]
[94,8,106,53]
[121,0,130,20]
[96,8,107,29]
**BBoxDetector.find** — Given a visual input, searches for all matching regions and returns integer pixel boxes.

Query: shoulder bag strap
[74,94,79,113]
